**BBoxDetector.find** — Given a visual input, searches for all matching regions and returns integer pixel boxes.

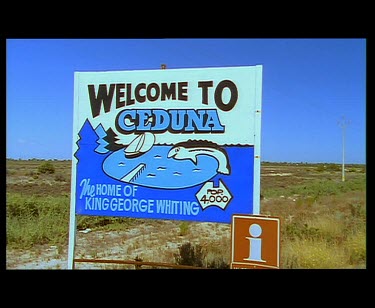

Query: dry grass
[282,238,348,269]
[6,159,366,269]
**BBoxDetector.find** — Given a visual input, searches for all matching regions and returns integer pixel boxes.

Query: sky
[6,38,366,164]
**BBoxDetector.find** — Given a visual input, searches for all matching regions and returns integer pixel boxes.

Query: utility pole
[338,116,350,182]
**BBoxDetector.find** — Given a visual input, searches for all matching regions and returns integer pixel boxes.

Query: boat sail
[124,132,155,158]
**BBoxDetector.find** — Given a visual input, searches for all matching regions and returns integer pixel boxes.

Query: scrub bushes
[37,161,55,174]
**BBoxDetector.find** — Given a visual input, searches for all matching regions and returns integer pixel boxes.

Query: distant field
[6,159,366,269]
[6,159,365,195]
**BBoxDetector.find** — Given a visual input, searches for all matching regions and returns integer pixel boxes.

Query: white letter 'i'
[244,223,266,262]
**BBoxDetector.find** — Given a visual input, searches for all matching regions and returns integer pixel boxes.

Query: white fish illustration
[167,140,231,175]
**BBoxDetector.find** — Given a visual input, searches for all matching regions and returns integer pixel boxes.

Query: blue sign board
[71,66,262,223]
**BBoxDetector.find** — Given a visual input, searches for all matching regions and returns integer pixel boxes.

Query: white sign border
[67,66,263,269]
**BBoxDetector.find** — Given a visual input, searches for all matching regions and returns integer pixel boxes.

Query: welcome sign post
[68,65,262,269]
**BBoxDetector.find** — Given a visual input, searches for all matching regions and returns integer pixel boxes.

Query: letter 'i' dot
[244,223,266,262]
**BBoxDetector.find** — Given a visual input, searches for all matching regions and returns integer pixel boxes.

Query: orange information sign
[231,214,280,269]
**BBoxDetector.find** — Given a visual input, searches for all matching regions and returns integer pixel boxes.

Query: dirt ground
[6,219,232,270]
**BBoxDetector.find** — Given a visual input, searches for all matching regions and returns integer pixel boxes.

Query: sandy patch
[6,220,231,270]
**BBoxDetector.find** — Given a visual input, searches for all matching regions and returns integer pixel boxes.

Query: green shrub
[6,193,70,249]
[7,194,39,218]
[76,216,122,230]
[174,242,206,267]
[179,222,190,236]
[315,164,341,172]
[285,222,321,241]
[264,176,365,200]
[207,258,230,269]
[38,162,55,174]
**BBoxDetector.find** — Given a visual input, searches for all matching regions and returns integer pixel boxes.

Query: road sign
[68,65,263,269]
[231,214,280,269]
[70,65,263,224]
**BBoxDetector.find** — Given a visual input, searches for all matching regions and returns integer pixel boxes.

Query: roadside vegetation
[6,159,366,269]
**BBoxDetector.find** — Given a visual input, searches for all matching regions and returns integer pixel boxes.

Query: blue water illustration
[74,120,256,223]
[103,145,219,189]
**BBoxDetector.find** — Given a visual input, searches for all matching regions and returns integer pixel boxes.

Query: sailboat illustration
[124,132,155,158]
